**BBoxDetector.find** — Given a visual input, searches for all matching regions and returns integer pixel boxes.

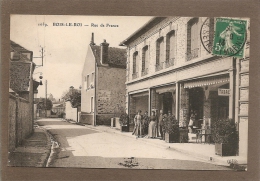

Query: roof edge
[119,17,167,46]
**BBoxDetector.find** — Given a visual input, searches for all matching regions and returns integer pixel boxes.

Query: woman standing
[148,111,157,138]
[132,110,143,138]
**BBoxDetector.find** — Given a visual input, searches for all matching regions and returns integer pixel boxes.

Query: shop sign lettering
[218,88,230,96]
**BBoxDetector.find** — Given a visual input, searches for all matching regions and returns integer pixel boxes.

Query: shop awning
[131,91,149,97]
[184,76,229,88]
[156,85,176,94]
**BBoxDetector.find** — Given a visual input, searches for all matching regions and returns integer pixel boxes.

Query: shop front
[128,90,149,123]
[179,75,230,142]
[150,84,176,116]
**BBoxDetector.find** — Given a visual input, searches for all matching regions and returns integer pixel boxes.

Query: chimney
[100,39,109,65]
[90,33,95,45]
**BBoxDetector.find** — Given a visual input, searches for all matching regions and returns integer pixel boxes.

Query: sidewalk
[84,124,247,168]
[8,126,52,167]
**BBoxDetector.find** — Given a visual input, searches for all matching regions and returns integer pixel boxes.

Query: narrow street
[36,118,230,170]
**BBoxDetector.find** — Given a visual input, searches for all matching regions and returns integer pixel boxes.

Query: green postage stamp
[213,18,247,58]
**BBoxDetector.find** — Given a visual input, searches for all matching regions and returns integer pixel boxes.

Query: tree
[48,93,56,102]
[61,88,81,108]
[69,91,81,108]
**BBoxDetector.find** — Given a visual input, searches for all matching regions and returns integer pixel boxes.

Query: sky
[10,15,152,99]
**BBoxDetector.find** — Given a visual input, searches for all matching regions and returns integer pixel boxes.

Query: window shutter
[145,46,149,69]
[156,41,160,65]
[133,53,137,74]
[142,48,145,72]
[169,32,175,59]
[166,34,170,62]
[159,38,164,63]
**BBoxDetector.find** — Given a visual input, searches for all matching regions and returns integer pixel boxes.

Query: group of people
[132,109,174,139]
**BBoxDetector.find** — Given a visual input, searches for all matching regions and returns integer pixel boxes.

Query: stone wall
[97,66,126,125]
[9,95,17,151]
[9,93,32,151]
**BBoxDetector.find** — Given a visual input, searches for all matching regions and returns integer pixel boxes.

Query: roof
[10,61,32,92]
[90,45,127,68]
[9,41,35,93]
[119,17,167,46]
[11,40,33,62]
[11,40,30,52]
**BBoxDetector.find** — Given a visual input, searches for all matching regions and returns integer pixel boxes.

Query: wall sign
[218,88,230,96]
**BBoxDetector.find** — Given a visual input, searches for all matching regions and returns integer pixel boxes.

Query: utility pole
[34,46,45,67]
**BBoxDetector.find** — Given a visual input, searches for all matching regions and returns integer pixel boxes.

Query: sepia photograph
[8,15,249,171]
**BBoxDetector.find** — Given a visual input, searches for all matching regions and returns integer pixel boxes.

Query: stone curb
[33,124,53,167]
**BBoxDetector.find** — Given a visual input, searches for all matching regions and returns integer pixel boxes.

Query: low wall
[79,112,94,125]
[65,101,78,121]
[96,114,114,126]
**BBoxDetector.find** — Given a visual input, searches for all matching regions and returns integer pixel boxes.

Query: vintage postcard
[8,15,249,171]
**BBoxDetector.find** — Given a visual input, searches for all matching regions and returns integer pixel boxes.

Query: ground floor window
[186,82,230,130]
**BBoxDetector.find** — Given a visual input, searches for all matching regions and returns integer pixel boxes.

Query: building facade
[120,17,249,157]
[9,41,37,151]
[80,34,127,126]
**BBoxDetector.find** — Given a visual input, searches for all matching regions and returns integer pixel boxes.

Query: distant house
[52,102,65,117]
[80,33,127,126]
[9,41,37,151]
[34,98,45,118]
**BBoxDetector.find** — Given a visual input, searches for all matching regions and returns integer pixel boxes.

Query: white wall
[65,101,78,121]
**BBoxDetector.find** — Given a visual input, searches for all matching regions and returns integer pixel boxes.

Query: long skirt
[148,121,156,138]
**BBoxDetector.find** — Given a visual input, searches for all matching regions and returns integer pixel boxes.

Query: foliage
[119,113,129,126]
[69,91,81,108]
[162,115,179,134]
[37,98,53,110]
[62,88,81,108]
[212,119,238,145]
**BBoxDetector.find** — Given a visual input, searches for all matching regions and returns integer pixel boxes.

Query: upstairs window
[166,30,176,67]
[156,37,164,71]
[87,75,90,88]
[84,76,87,90]
[141,46,149,76]
[91,97,94,113]
[156,37,164,65]
[132,51,139,79]
[91,72,95,87]
[187,18,199,61]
